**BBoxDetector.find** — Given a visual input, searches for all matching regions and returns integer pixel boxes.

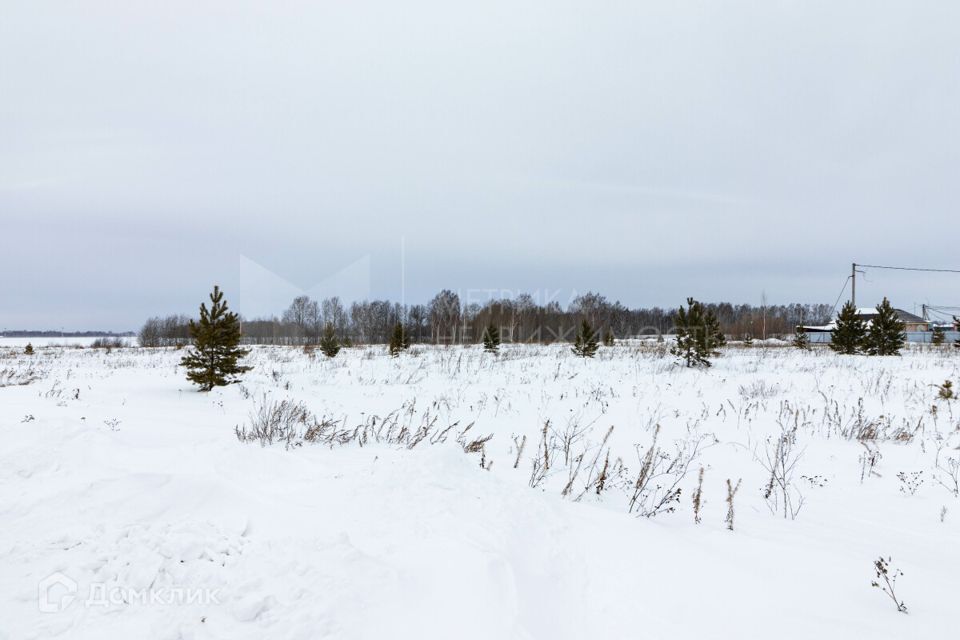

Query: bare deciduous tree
[429,289,461,344]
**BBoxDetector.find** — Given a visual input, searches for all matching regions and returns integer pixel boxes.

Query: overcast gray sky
[2,1,958,330]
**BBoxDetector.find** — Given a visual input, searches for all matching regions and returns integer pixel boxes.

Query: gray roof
[855,308,926,323]
[801,307,928,333]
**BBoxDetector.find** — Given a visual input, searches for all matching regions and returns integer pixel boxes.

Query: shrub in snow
[760,423,805,519]
[692,467,705,524]
[512,434,527,469]
[528,421,553,488]
[935,455,959,497]
[858,443,882,483]
[236,398,319,448]
[457,426,494,469]
[871,556,907,614]
[627,425,704,517]
[235,396,490,462]
[0,366,42,387]
[90,337,125,352]
[725,478,742,531]
[896,471,923,496]
[937,379,954,400]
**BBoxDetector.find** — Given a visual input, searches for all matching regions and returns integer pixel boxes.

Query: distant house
[800,307,929,333]
[858,308,928,332]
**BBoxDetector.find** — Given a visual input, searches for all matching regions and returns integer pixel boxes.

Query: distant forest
[139,291,833,347]
[0,330,135,338]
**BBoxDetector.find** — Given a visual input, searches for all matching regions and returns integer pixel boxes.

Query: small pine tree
[743,334,754,347]
[318,323,340,358]
[931,325,946,346]
[389,323,410,357]
[572,319,599,358]
[180,285,251,391]
[864,297,906,356]
[482,324,501,354]
[602,329,614,347]
[829,301,866,355]
[792,326,810,350]
[671,298,724,367]
[24,342,34,355]
[938,380,954,400]
[704,306,726,353]
[672,299,703,367]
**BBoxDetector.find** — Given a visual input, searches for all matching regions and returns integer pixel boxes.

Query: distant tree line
[137,315,193,347]
[1,330,135,338]
[140,290,831,347]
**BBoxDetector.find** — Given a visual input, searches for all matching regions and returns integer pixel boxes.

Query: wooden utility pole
[761,291,767,341]
[851,263,857,307]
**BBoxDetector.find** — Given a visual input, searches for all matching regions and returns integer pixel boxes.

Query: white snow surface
[2,343,959,639]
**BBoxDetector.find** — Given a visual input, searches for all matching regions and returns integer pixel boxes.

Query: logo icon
[38,572,77,613]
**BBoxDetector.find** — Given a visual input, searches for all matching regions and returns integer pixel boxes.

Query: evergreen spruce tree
[602,329,615,347]
[572,319,599,357]
[24,342,34,355]
[792,326,810,350]
[829,301,866,355]
[864,297,906,356]
[318,323,341,358]
[743,334,754,347]
[180,285,251,391]
[389,323,410,357]
[931,325,946,346]
[671,298,724,367]
[703,304,726,354]
[482,324,501,354]
[672,299,702,366]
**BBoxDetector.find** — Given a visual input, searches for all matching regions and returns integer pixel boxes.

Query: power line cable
[857,263,960,274]
[927,309,955,322]
[830,276,851,317]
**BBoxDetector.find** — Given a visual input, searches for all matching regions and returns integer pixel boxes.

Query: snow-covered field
[2,343,959,639]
